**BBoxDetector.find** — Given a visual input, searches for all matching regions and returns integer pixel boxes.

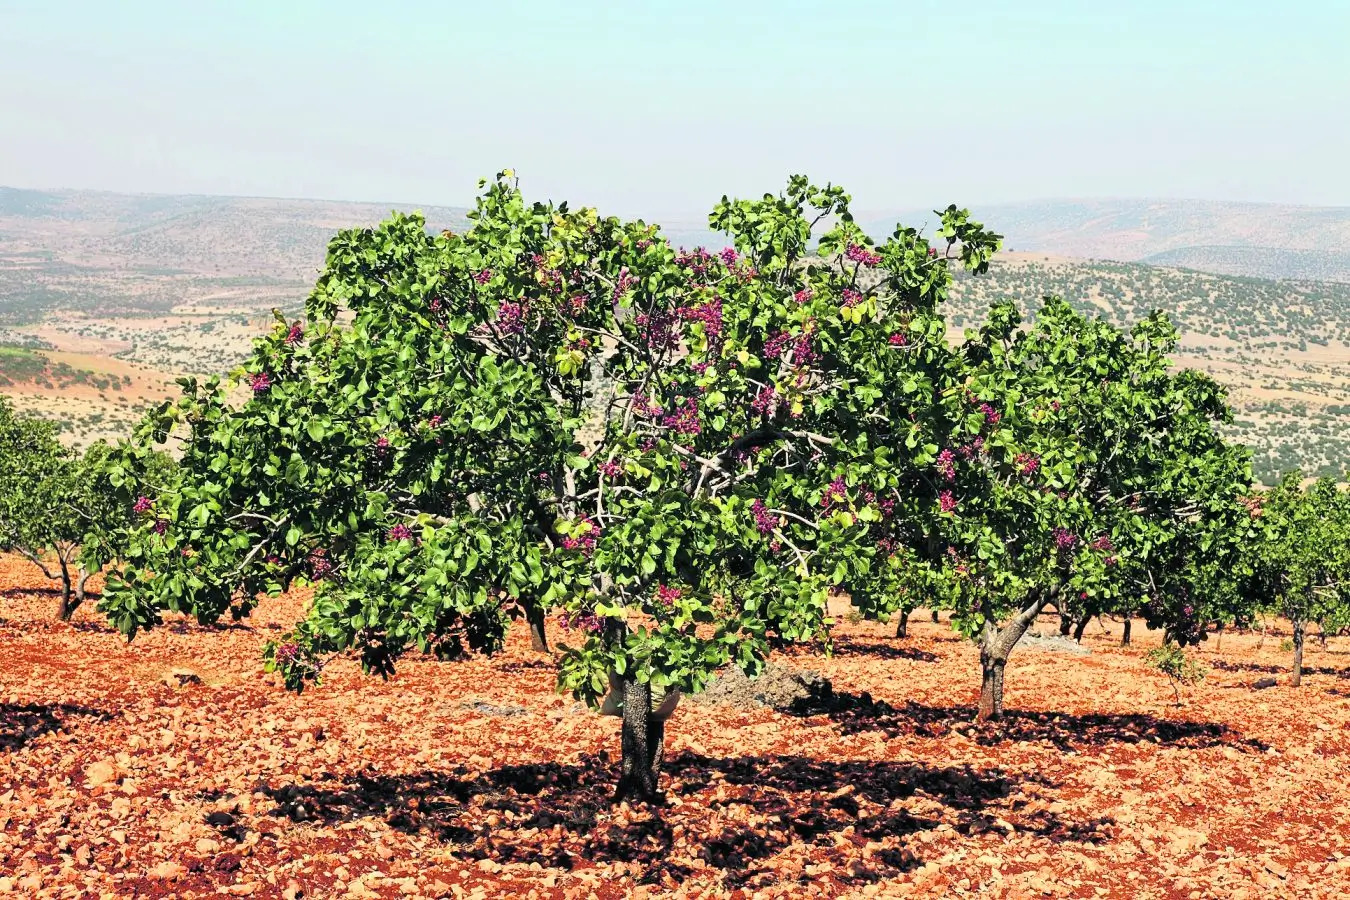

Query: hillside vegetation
[948,256,1350,484]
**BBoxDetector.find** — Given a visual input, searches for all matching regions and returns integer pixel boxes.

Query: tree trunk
[1058,613,1072,637]
[1291,618,1305,688]
[895,610,909,639]
[56,556,73,622]
[974,592,1051,723]
[614,677,663,803]
[1072,615,1090,643]
[1121,616,1132,646]
[526,604,548,653]
[931,609,939,624]
[977,652,1006,722]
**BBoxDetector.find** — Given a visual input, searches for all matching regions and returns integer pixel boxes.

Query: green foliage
[1146,642,1207,704]
[92,171,1267,737]
[1247,475,1350,635]
[848,292,1256,673]
[0,395,152,617]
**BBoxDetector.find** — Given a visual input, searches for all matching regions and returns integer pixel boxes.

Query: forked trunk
[615,677,664,803]
[895,610,909,639]
[975,590,1053,723]
[526,605,549,653]
[1121,616,1132,646]
[1291,618,1305,688]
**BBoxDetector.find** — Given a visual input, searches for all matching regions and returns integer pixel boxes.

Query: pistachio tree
[1246,475,1350,686]
[551,180,999,798]
[912,298,1254,720]
[95,172,1004,801]
[0,397,143,620]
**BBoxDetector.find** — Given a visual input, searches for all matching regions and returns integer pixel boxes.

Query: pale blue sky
[1,0,1347,216]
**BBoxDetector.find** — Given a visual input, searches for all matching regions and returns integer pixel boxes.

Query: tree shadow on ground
[1,702,109,751]
[825,636,939,663]
[1209,659,1349,679]
[0,586,64,599]
[794,692,1268,753]
[494,660,555,674]
[260,751,1111,892]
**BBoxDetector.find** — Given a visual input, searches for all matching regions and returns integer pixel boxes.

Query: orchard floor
[3,557,1349,900]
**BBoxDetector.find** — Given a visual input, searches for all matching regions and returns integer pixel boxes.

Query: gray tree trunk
[1291,618,1306,687]
[615,677,663,802]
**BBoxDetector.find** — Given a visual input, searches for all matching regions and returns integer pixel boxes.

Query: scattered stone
[1253,677,1278,689]
[162,668,204,687]
[458,699,529,717]
[688,663,835,714]
[84,760,117,787]
[1020,630,1092,655]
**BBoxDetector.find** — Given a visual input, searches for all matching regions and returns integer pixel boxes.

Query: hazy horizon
[3,1,1348,218]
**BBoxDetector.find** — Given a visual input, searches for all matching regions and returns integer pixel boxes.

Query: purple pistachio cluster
[750,386,779,418]
[751,499,779,535]
[659,397,702,436]
[496,300,526,335]
[562,517,599,556]
[821,477,847,508]
[845,243,883,267]
[1053,528,1078,551]
[935,449,957,482]
[559,612,605,633]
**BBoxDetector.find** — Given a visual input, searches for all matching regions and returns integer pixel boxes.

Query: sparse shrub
[1146,642,1207,705]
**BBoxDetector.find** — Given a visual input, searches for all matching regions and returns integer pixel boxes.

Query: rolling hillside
[868,198,1350,282]
[947,254,1350,484]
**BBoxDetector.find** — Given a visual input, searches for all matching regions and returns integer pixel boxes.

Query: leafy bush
[1146,643,1207,705]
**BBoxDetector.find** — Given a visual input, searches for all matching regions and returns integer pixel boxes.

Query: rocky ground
[2,554,1349,899]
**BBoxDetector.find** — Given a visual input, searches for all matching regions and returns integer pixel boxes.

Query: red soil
[2,554,1348,899]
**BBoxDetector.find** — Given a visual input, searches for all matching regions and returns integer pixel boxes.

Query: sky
[2,0,1348,217]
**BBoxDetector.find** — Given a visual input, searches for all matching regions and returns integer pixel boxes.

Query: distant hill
[0,187,472,323]
[865,199,1350,283]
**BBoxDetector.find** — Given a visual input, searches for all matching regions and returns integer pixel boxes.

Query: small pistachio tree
[911,298,1254,720]
[0,398,142,620]
[1247,475,1350,686]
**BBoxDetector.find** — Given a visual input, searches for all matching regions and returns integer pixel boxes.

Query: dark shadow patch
[826,636,939,663]
[259,751,1107,891]
[1209,659,1349,679]
[799,692,1268,753]
[1,702,109,751]
[495,660,555,674]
